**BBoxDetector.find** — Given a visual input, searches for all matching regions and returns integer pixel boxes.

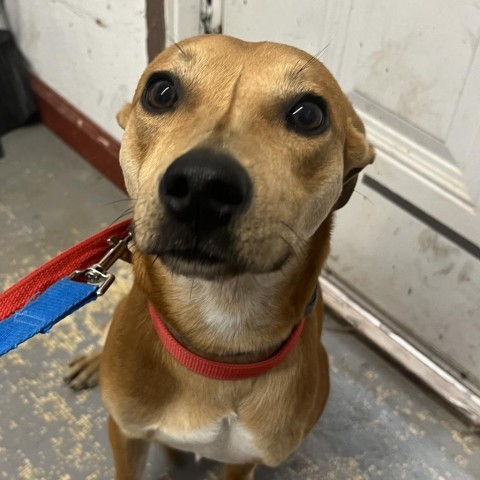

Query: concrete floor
[1,124,480,480]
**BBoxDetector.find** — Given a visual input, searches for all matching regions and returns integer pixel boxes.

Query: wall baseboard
[29,75,126,192]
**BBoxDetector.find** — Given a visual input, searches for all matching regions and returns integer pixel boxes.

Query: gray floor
[1,124,479,480]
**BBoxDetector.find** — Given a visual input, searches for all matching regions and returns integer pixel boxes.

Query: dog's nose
[159,149,252,231]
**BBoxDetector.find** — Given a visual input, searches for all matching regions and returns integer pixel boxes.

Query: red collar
[148,303,305,380]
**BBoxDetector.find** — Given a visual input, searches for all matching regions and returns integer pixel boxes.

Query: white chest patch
[151,416,262,464]
[192,274,281,341]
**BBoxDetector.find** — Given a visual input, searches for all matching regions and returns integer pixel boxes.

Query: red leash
[0,219,131,322]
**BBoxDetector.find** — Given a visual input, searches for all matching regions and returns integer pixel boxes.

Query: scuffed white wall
[4,0,148,140]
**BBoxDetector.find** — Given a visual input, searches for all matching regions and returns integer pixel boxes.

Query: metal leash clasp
[69,231,133,296]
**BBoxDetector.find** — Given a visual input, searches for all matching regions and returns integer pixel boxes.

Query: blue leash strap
[0,225,132,357]
[0,278,98,356]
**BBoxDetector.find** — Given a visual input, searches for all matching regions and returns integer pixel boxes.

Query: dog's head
[119,35,374,280]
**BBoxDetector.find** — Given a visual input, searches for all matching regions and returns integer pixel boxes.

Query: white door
[165,0,480,412]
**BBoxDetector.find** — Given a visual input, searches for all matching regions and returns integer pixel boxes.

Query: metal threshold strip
[320,273,480,427]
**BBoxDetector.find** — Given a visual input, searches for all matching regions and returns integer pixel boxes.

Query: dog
[66,34,374,479]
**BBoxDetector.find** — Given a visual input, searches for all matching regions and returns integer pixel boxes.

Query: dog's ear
[116,103,133,130]
[334,107,375,210]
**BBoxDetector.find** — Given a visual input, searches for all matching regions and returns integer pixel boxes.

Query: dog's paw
[64,351,101,390]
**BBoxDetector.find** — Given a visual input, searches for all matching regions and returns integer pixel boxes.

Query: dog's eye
[143,75,178,111]
[147,80,177,109]
[287,95,328,135]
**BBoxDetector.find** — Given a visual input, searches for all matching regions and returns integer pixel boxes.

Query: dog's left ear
[334,108,375,210]
[116,103,133,130]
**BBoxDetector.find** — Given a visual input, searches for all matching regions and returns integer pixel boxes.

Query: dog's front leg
[222,463,257,480]
[108,415,149,480]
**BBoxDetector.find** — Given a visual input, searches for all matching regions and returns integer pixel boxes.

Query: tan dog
[68,34,374,479]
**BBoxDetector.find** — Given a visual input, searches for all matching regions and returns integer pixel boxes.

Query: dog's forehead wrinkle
[214,65,246,129]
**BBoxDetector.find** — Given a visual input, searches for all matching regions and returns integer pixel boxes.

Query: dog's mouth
[157,246,241,280]
[163,248,225,265]
[151,243,292,281]
[135,222,293,280]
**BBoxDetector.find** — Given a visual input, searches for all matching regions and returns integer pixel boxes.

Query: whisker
[105,198,135,206]
[317,41,331,59]
[174,42,187,58]
[296,41,332,75]
[167,34,188,59]
[353,189,374,206]
[109,207,134,225]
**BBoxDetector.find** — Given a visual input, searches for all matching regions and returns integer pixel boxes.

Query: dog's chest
[149,415,261,464]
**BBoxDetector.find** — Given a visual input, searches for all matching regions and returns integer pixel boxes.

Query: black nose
[159,149,252,232]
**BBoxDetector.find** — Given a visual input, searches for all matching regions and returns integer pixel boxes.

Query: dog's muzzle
[153,149,252,275]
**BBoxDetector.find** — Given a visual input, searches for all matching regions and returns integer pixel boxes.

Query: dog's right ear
[116,103,132,129]
[334,107,375,210]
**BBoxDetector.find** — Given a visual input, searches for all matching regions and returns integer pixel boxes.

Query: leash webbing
[0,279,98,355]
[0,219,131,355]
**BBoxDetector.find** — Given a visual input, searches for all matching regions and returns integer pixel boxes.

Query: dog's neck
[178,271,288,338]
[133,217,332,358]
[161,272,296,362]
